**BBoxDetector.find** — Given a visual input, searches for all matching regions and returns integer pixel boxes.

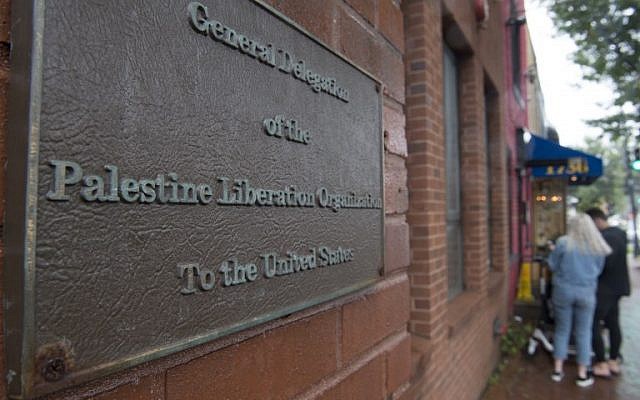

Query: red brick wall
[403,1,509,400]
[0,1,413,399]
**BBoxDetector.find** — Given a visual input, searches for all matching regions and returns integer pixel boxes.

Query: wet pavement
[482,258,640,400]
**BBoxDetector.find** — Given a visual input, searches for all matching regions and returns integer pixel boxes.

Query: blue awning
[525,134,603,185]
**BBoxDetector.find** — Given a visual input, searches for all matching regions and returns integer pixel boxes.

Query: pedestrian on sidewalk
[547,213,611,387]
[586,208,631,378]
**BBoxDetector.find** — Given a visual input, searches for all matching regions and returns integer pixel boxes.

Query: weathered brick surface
[166,310,338,400]
[342,277,410,362]
[386,333,411,394]
[378,0,404,52]
[384,101,407,157]
[384,154,409,215]
[94,374,165,400]
[377,38,405,103]
[385,216,410,274]
[317,355,386,400]
[345,0,377,26]
[440,300,502,400]
[478,0,505,91]
[338,4,405,103]
[338,4,380,73]
[263,0,338,47]
[442,0,477,52]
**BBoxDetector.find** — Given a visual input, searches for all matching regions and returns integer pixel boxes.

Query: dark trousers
[592,292,622,363]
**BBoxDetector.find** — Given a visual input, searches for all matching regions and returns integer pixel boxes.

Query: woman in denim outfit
[548,213,611,387]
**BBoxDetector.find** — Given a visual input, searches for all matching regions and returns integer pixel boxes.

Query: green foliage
[542,0,639,109]
[569,135,627,214]
[500,321,534,357]
[488,363,505,386]
[489,320,534,385]
[540,0,639,151]
[586,112,638,141]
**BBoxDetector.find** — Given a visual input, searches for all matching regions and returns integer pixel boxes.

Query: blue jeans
[552,284,596,366]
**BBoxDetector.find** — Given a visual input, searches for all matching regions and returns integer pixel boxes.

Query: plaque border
[4,1,385,398]
[6,0,45,398]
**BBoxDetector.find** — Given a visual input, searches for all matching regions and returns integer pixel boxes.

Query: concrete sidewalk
[482,259,640,400]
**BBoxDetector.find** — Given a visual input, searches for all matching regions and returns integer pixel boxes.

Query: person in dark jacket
[586,208,632,377]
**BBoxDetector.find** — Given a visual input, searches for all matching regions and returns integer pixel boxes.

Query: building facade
[0,1,514,399]
[404,0,510,398]
[502,0,533,307]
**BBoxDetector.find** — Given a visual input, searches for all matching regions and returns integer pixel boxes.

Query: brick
[378,0,404,52]
[94,374,165,400]
[268,0,337,47]
[338,5,405,104]
[342,277,409,362]
[386,334,411,393]
[383,103,407,157]
[317,355,385,400]
[384,218,410,274]
[166,310,338,400]
[384,154,408,215]
[338,5,378,75]
[395,380,422,400]
[378,41,405,103]
[402,0,508,393]
[345,0,377,26]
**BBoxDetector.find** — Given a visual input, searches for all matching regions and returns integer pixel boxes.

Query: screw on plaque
[41,357,66,382]
[35,340,74,384]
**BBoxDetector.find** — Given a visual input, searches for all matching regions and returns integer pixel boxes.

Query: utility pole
[623,132,640,256]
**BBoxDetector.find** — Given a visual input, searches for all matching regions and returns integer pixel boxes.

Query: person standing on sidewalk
[586,208,631,377]
[547,213,611,387]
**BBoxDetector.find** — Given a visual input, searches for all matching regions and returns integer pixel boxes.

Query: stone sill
[447,290,483,339]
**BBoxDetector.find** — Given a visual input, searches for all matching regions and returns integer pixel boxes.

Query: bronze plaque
[5,0,382,397]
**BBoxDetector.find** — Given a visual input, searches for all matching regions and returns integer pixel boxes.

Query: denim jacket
[547,236,605,290]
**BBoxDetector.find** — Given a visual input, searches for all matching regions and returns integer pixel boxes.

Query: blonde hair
[566,212,612,256]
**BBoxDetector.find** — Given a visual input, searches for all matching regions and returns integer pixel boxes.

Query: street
[483,258,640,399]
